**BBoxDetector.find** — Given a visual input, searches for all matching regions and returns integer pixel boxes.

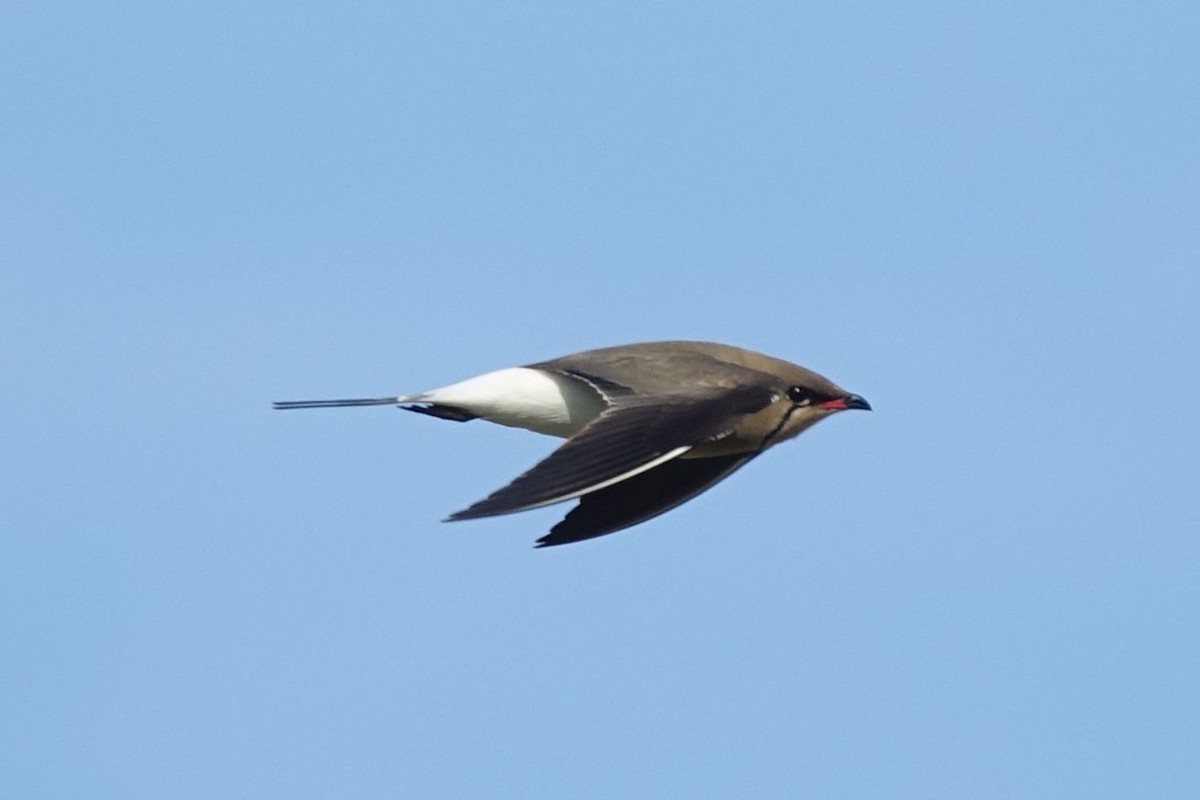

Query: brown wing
[446,385,773,522]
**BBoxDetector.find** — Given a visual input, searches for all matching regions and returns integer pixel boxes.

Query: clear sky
[3,3,1198,798]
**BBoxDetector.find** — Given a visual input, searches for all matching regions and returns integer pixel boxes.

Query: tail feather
[273,397,400,410]
[402,404,478,422]
[272,396,477,423]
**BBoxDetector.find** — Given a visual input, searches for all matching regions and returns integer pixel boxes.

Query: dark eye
[786,385,815,406]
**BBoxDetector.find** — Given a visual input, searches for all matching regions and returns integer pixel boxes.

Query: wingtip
[446,512,563,548]
[444,505,487,523]
[443,503,511,522]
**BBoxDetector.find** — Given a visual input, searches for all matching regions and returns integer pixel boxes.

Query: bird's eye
[786,386,814,406]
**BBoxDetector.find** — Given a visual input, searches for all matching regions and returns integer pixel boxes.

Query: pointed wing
[534,452,758,547]
[446,385,773,522]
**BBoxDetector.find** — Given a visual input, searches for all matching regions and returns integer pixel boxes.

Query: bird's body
[403,366,607,437]
[275,341,870,547]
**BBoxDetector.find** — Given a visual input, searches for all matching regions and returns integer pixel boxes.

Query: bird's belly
[421,367,607,437]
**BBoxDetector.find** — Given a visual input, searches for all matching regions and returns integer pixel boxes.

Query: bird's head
[765,362,871,445]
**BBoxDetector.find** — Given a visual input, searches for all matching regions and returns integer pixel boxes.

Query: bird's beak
[820,393,871,412]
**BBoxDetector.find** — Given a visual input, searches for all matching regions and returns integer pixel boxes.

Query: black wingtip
[443,502,503,522]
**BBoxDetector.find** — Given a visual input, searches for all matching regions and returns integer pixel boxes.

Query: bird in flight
[275,340,870,547]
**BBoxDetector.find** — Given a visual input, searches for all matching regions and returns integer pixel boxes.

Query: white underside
[407,367,609,437]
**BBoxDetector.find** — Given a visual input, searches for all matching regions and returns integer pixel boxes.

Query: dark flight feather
[534,452,757,547]
[447,385,774,521]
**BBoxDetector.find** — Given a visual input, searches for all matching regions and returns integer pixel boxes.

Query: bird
[274,341,870,547]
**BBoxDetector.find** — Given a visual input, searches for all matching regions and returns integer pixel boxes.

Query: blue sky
[3,3,1198,797]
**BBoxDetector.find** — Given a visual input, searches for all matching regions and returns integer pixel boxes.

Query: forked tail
[272,397,400,410]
